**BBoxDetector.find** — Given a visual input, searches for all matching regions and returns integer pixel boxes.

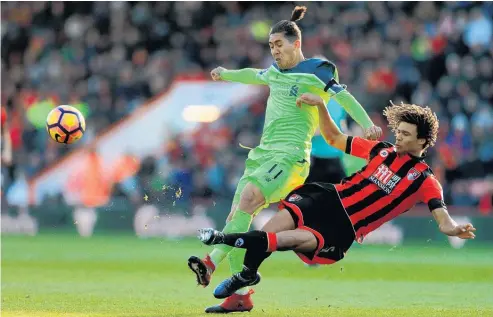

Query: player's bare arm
[296,93,348,152]
[431,208,476,239]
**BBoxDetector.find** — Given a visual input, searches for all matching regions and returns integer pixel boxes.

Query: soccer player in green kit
[188,6,382,313]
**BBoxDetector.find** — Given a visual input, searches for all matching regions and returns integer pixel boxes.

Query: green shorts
[233,147,310,209]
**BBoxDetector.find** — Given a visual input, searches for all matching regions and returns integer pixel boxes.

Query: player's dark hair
[384,101,439,149]
[270,6,307,42]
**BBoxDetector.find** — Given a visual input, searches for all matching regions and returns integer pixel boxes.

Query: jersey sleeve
[419,175,447,212]
[256,68,270,84]
[314,61,374,129]
[221,68,268,85]
[344,136,380,160]
[313,61,347,96]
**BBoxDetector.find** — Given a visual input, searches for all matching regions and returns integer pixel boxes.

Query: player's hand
[443,223,476,239]
[211,67,226,81]
[296,93,324,108]
[364,125,382,141]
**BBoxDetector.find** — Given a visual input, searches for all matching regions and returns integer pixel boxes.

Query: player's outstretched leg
[202,224,317,298]
[197,228,273,253]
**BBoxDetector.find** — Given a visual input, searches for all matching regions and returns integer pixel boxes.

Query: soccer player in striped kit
[197,97,477,299]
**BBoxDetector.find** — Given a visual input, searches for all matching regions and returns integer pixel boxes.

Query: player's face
[269,33,299,69]
[394,122,425,154]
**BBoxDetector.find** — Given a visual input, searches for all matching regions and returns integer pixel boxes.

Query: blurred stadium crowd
[1,2,492,212]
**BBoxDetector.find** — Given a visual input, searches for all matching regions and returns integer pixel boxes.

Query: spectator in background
[66,144,112,236]
[463,7,492,51]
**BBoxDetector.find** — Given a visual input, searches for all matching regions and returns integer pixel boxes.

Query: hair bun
[290,6,307,22]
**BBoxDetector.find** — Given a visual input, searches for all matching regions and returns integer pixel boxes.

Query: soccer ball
[46,105,86,144]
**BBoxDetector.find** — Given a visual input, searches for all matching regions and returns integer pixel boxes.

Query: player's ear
[293,39,301,49]
[418,138,426,147]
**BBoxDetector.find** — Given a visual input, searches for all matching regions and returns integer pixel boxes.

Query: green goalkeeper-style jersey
[221,58,373,162]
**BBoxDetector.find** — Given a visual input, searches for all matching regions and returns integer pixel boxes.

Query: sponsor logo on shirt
[369,164,401,194]
[235,238,244,247]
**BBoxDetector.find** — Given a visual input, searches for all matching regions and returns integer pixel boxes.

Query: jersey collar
[406,151,426,162]
[273,58,311,73]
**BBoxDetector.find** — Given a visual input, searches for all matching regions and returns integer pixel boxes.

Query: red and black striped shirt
[335,136,446,243]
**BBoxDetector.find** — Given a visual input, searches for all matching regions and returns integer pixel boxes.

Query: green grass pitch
[2,233,492,316]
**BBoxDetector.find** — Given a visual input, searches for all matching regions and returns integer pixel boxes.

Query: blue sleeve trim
[324,78,345,93]
[314,61,336,84]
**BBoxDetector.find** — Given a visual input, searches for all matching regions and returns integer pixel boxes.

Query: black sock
[221,230,279,279]
[221,230,268,252]
[241,249,272,279]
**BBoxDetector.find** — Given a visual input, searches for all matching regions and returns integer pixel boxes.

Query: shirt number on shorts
[265,164,283,182]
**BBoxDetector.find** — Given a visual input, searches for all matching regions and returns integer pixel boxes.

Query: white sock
[235,287,249,295]
[208,249,226,268]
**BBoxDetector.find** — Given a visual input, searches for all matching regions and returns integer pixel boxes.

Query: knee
[238,183,266,215]
[225,203,236,224]
[225,211,234,224]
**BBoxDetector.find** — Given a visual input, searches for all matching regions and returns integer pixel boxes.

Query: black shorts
[278,182,356,265]
[306,157,346,184]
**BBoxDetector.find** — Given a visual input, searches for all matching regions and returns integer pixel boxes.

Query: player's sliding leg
[198,208,296,248]
[198,225,317,297]
[197,209,316,298]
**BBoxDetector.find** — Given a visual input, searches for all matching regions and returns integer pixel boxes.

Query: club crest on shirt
[288,194,302,202]
[234,238,244,247]
[380,150,389,157]
[407,168,421,181]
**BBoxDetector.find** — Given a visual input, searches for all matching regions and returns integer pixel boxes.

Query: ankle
[216,231,225,243]
[240,267,257,280]
[203,254,217,271]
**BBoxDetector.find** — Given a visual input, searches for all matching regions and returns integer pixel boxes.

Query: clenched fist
[296,93,324,108]
[211,67,226,81]
[364,125,383,141]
